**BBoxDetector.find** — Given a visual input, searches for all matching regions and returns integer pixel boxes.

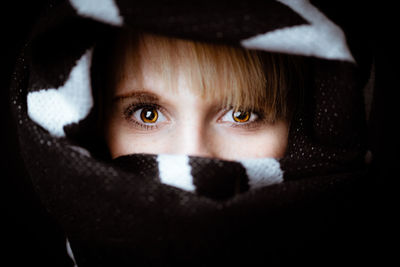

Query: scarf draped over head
[10,0,372,265]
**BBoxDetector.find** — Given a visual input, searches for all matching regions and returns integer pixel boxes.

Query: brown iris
[232,110,250,123]
[140,107,158,123]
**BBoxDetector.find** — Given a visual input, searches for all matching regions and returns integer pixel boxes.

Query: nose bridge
[176,118,215,158]
[168,85,217,158]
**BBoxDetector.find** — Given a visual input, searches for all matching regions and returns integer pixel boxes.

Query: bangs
[113,31,291,121]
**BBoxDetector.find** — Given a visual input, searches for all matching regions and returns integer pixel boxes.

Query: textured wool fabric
[9,0,372,266]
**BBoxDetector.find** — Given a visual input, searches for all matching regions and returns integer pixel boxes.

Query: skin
[104,44,289,161]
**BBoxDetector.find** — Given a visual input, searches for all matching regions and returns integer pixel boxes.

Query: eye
[220,108,258,124]
[140,107,158,123]
[233,110,250,122]
[131,106,166,125]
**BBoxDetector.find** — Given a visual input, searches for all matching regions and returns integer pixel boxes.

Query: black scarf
[10,0,373,266]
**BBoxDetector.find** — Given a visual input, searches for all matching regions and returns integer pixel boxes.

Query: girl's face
[104,35,289,161]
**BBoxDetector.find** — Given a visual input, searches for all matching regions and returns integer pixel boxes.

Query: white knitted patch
[239,158,283,189]
[69,0,123,26]
[157,154,195,192]
[66,238,78,267]
[27,49,93,137]
[241,0,355,62]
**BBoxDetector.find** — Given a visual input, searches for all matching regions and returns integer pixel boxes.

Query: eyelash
[220,108,265,130]
[123,103,267,131]
[123,102,164,131]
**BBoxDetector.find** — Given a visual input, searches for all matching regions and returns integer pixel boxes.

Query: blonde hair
[101,30,300,122]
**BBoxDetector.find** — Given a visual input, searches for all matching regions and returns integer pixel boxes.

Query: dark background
[1,1,73,265]
[1,1,397,266]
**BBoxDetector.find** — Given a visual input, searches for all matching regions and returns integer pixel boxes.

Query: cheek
[105,122,132,158]
[214,135,286,159]
[105,120,170,159]
[214,123,289,160]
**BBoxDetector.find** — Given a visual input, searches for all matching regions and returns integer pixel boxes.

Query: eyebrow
[112,90,160,102]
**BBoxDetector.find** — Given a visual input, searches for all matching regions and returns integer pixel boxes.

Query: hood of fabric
[10,0,370,266]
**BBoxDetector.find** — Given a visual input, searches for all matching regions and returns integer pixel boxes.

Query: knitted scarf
[10,0,370,266]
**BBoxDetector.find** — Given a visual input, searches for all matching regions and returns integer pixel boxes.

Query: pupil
[145,110,154,120]
[234,111,246,120]
[141,108,157,123]
[233,110,249,122]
